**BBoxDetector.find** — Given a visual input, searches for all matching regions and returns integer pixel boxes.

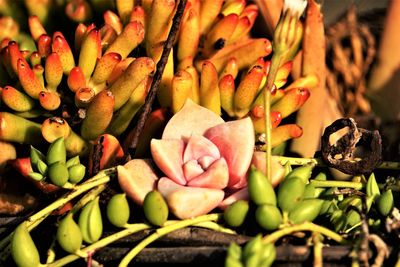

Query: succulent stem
[276,156,400,170]
[48,223,151,267]
[310,180,363,190]
[263,222,345,244]
[47,216,229,266]
[0,168,115,255]
[264,54,283,183]
[118,213,221,267]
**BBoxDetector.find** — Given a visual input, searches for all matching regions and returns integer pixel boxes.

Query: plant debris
[321,118,382,175]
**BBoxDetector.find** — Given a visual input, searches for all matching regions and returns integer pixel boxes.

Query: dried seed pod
[321,118,382,175]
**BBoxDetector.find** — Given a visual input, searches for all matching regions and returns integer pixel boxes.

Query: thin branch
[123,0,187,161]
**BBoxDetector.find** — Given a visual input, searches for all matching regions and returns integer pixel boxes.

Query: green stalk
[0,168,115,253]
[312,232,324,267]
[194,221,236,234]
[46,239,57,264]
[264,54,283,182]
[276,156,400,170]
[70,184,107,214]
[27,173,113,225]
[118,213,221,267]
[277,156,322,166]
[48,217,230,266]
[48,223,152,267]
[263,222,345,244]
[310,180,364,190]
[165,220,236,234]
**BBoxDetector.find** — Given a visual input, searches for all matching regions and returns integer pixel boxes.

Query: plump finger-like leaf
[118,159,158,205]
[158,177,224,219]
[151,139,186,185]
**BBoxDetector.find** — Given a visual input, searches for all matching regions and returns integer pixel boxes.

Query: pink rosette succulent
[118,100,284,219]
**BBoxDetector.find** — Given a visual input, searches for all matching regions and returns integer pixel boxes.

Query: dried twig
[123,0,187,161]
[369,234,390,267]
[326,6,376,116]
[90,135,104,175]
[358,196,371,267]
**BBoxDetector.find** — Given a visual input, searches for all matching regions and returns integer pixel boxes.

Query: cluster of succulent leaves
[29,137,86,187]
[10,185,172,267]
[5,159,398,267]
[1,1,397,267]
[225,235,275,267]
[222,164,396,267]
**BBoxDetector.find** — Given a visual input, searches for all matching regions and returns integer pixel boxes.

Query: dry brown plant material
[326,6,375,117]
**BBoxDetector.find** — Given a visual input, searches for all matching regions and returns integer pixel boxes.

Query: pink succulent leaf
[183,160,204,181]
[162,99,224,140]
[251,152,286,187]
[187,158,229,189]
[151,139,186,185]
[158,177,224,219]
[183,135,220,163]
[229,174,248,189]
[198,155,215,169]
[218,187,249,209]
[204,117,255,188]
[117,159,158,205]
